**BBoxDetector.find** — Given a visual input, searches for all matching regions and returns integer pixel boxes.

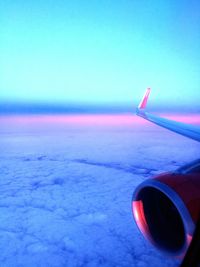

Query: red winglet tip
[138,88,151,109]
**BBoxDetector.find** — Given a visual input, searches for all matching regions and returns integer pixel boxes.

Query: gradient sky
[0,0,200,107]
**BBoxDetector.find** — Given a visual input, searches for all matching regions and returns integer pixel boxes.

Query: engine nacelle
[132,160,200,258]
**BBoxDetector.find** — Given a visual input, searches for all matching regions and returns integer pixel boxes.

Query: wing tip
[138,88,151,110]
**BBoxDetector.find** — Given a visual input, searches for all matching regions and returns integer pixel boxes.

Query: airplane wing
[136,88,200,142]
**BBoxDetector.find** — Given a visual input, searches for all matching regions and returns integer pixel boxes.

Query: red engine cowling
[132,160,200,258]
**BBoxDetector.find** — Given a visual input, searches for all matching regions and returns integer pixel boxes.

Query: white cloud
[0,118,199,267]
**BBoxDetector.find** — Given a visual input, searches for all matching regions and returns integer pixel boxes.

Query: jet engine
[132,159,200,258]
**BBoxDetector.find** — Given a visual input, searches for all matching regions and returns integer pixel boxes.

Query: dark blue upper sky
[0,0,200,108]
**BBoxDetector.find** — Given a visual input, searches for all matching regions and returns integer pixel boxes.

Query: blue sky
[0,0,200,107]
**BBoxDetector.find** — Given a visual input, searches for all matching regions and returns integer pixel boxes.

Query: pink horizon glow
[0,113,200,126]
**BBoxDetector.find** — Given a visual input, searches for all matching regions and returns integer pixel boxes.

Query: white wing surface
[136,88,200,142]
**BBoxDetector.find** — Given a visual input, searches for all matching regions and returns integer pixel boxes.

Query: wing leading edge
[136,88,200,142]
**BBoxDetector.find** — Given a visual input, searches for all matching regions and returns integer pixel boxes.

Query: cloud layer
[0,115,199,267]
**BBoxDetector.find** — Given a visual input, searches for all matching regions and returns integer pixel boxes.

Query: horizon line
[0,102,200,115]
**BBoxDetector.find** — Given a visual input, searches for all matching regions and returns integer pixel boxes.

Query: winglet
[138,88,151,110]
